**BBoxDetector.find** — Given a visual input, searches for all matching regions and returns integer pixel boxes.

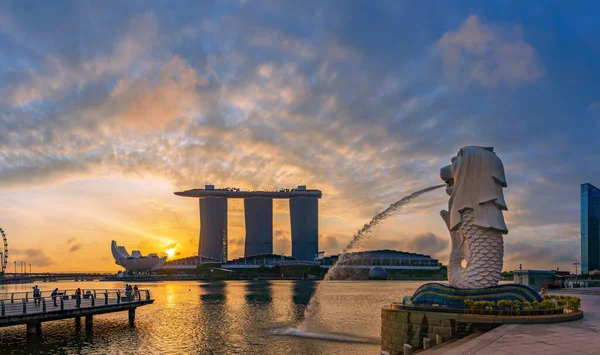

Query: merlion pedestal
[411,146,541,307]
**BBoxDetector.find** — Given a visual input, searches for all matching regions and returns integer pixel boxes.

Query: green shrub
[497,300,511,308]
[541,300,555,311]
[567,297,581,311]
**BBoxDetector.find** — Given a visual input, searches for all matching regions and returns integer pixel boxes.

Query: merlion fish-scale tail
[442,210,470,289]
[448,241,470,288]
[460,209,504,288]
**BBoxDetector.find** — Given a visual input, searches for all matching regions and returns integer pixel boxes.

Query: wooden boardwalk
[0,289,154,334]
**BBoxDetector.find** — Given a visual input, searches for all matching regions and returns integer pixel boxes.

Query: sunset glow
[0,2,595,274]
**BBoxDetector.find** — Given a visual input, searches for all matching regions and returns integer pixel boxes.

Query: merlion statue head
[440,146,508,234]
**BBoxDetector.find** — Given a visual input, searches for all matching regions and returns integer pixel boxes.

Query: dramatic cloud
[69,244,83,253]
[0,10,11,32]
[405,233,449,256]
[505,241,579,271]
[273,229,291,255]
[437,15,542,86]
[11,248,53,267]
[0,2,597,271]
[363,233,449,260]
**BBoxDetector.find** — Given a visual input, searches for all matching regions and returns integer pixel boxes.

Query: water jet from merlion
[280,184,445,338]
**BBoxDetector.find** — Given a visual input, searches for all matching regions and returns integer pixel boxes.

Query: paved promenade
[423,288,600,355]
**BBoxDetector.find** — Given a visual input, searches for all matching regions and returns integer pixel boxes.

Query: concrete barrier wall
[381,307,469,355]
[381,306,583,354]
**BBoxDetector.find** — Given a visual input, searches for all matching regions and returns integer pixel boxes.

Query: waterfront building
[319,249,441,270]
[160,249,440,276]
[581,183,600,274]
[244,197,273,257]
[198,196,228,262]
[160,255,220,270]
[290,195,319,261]
[175,185,322,261]
[513,269,556,291]
[111,241,166,271]
[161,253,314,271]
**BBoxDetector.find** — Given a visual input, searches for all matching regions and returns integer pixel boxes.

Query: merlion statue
[411,147,538,307]
[440,146,508,289]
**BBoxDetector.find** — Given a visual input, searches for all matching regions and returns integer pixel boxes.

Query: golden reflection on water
[0,280,424,354]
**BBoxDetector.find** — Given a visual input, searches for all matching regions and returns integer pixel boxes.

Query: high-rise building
[244,197,273,257]
[581,183,600,274]
[176,185,321,263]
[199,197,228,261]
[290,196,319,261]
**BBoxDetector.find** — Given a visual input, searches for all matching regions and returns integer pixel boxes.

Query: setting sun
[165,248,175,258]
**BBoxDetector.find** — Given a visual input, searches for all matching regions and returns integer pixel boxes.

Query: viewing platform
[0,288,153,335]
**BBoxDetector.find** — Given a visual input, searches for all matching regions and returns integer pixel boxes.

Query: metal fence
[0,289,151,316]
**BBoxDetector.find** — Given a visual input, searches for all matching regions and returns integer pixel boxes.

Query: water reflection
[196,282,230,354]
[199,281,227,303]
[245,281,273,305]
[292,280,317,305]
[292,280,317,324]
[0,280,421,354]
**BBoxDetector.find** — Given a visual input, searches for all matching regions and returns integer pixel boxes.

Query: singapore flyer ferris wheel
[0,227,7,274]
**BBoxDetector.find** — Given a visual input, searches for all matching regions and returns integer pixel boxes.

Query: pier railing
[0,289,151,317]
[0,289,144,302]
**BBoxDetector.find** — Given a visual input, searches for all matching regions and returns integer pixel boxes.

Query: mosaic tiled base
[411,282,542,308]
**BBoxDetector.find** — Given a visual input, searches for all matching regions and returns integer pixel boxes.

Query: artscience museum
[111,240,166,271]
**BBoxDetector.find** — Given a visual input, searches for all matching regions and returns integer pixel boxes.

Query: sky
[0,1,599,273]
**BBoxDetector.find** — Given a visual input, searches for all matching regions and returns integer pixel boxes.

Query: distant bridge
[1,273,114,284]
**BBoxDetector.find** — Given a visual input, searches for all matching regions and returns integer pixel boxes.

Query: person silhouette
[51,288,59,306]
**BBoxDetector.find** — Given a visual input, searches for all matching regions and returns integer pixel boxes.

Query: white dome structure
[111,240,166,271]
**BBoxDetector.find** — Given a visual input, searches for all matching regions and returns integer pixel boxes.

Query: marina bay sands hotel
[174,185,321,262]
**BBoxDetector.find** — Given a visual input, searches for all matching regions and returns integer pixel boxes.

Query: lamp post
[14,261,16,277]
[29,263,31,274]
[573,260,581,287]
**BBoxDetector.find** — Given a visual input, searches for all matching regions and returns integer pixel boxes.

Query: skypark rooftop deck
[174,185,322,199]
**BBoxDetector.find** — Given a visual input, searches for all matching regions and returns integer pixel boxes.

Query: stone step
[419,331,484,354]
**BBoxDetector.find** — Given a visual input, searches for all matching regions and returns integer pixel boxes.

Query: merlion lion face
[440,145,508,233]
[440,157,457,196]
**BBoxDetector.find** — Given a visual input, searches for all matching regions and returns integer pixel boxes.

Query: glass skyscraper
[581,183,600,274]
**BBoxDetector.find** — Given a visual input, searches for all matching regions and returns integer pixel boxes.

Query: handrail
[0,289,152,317]
[0,288,147,301]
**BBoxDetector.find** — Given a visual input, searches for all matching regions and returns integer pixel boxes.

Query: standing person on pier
[51,288,59,307]
[125,284,132,299]
[33,285,41,306]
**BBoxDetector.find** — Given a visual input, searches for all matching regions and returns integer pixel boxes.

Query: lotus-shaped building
[111,240,166,271]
